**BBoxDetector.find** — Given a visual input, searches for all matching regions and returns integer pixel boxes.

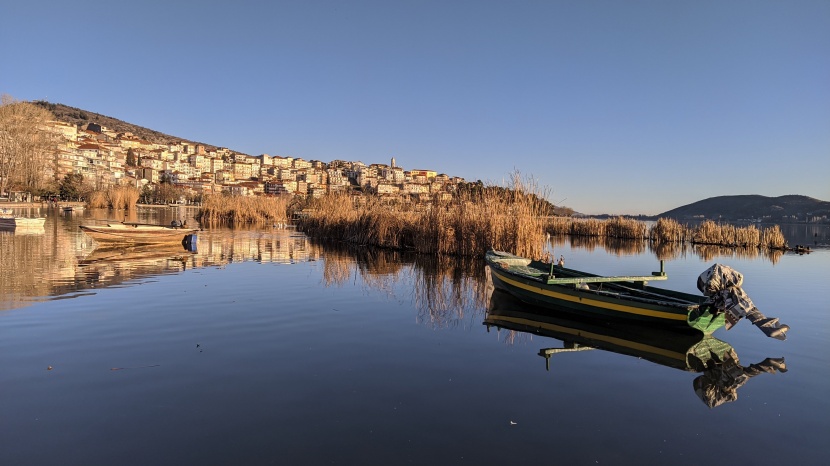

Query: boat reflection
[78,242,195,269]
[70,229,316,289]
[484,287,788,408]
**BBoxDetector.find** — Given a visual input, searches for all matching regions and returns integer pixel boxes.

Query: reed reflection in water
[317,241,490,328]
[547,234,785,263]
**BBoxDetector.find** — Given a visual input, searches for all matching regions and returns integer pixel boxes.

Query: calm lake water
[1,206,828,465]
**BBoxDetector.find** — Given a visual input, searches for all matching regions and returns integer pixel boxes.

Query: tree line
[0,95,192,205]
[0,95,56,198]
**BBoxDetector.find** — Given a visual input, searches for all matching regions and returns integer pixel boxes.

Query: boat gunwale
[489,265,694,317]
[485,252,701,309]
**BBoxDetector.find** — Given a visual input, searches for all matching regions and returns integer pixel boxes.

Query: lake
[1,206,828,465]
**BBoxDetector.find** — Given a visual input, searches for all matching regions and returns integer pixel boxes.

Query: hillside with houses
[34,101,467,203]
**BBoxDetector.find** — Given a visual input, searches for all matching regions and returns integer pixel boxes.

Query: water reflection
[0,208,492,324]
[484,287,788,408]
[1,205,494,320]
[0,224,45,235]
[547,235,786,263]
[316,242,488,328]
[0,207,319,310]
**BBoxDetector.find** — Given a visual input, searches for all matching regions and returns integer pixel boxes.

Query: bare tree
[0,95,56,197]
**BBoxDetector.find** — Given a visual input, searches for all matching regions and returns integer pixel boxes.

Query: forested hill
[33,101,222,151]
[656,195,830,222]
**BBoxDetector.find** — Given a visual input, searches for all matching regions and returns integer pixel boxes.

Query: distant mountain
[656,195,830,222]
[33,101,224,151]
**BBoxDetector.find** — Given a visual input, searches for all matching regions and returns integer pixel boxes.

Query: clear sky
[1,0,828,215]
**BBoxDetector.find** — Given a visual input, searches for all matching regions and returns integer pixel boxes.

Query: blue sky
[2,0,828,215]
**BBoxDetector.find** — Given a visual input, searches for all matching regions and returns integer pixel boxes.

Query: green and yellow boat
[485,250,725,334]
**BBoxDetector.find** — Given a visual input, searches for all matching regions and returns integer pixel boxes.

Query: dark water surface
[1,207,828,465]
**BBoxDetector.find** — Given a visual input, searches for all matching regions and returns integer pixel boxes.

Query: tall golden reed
[547,217,646,238]
[88,191,107,209]
[649,218,686,244]
[87,186,140,209]
[197,194,292,225]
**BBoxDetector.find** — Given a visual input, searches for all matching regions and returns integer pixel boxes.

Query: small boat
[485,250,788,338]
[0,214,46,228]
[79,222,198,243]
[486,250,726,333]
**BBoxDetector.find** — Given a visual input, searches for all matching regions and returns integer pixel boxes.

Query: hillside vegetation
[656,195,829,222]
[33,101,224,151]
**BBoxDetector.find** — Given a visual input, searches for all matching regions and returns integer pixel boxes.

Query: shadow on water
[484,286,789,408]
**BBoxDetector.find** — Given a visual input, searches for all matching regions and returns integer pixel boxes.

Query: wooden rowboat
[79,223,198,243]
[485,250,725,334]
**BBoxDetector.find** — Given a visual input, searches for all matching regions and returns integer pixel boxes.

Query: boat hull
[80,224,198,243]
[485,251,725,334]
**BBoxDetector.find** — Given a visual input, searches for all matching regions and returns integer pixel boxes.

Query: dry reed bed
[300,177,548,258]
[193,189,786,256]
[88,186,140,209]
[548,216,648,238]
[197,194,291,225]
[547,217,787,250]
[688,220,785,249]
[650,218,687,244]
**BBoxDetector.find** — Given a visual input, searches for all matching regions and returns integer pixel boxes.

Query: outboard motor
[697,264,789,340]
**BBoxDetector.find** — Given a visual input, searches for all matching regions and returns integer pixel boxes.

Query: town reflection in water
[0,207,317,310]
[483,286,788,408]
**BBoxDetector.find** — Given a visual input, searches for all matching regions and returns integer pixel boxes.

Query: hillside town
[40,119,466,203]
